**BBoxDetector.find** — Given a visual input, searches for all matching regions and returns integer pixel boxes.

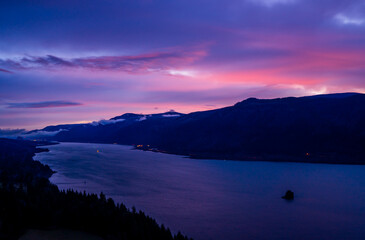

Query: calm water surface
[34,142,365,240]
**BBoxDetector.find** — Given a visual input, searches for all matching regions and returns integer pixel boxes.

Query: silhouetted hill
[0,138,55,182]
[31,93,365,164]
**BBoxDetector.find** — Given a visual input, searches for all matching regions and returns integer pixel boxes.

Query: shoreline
[0,138,191,240]
[45,140,365,166]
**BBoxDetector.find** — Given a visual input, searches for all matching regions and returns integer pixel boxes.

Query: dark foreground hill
[33,93,365,164]
[0,138,191,240]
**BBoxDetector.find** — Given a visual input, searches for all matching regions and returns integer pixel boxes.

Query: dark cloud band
[7,101,82,109]
[0,50,205,74]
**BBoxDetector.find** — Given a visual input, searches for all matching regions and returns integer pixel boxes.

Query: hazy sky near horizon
[1,0,365,129]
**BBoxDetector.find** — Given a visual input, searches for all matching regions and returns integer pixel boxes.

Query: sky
[1,0,365,129]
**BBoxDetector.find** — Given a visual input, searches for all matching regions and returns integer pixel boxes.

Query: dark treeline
[0,138,54,182]
[0,138,191,240]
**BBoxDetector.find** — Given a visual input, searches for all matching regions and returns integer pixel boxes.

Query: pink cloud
[0,49,207,75]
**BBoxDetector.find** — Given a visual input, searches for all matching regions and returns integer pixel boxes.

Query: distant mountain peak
[160,110,181,115]
[234,92,363,107]
[302,92,362,99]
[111,113,144,120]
[111,111,184,121]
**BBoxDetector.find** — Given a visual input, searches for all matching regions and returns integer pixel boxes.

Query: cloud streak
[6,101,82,109]
[0,50,206,74]
[335,13,365,26]
[0,128,66,139]
[23,129,68,138]
[249,0,298,7]
[0,68,12,73]
[0,128,26,138]
[90,119,125,126]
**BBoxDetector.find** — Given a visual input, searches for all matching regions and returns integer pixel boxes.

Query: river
[34,142,365,240]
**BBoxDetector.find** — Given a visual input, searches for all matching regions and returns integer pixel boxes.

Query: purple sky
[1,0,365,129]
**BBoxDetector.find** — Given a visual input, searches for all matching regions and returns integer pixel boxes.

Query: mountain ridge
[27,92,365,164]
